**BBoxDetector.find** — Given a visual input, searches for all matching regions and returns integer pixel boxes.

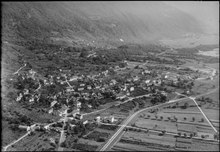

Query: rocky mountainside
[2,2,204,46]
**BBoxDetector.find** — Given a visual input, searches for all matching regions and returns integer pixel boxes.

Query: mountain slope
[2,2,204,45]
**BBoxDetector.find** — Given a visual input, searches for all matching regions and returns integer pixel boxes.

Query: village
[4,53,215,151]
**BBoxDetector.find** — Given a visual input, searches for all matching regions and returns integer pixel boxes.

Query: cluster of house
[14,60,196,123]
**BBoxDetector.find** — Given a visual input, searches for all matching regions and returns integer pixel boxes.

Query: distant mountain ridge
[2,2,204,45]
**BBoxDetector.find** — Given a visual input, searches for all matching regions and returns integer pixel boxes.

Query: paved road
[13,63,26,75]
[189,97,218,133]
[57,109,68,151]
[99,88,219,151]
[3,131,30,151]
[34,81,42,92]
[175,89,218,133]
[99,96,190,151]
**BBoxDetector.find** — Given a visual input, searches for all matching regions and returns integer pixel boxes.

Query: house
[49,138,56,145]
[78,88,84,91]
[96,86,100,89]
[16,93,23,102]
[145,80,151,84]
[111,79,117,85]
[110,116,115,123]
[72,109,80,117]
[48,108,53,114]
[161,91,167,96]
[133,76,139,82]
[80,83,85,87]
[69,124,76,128]
[29,96,35,102]
[83,120,88,125]
[23,89,29,95]
[87,85,92,90]
[123,85,127,91]
[69,76,78,82]
[77,102,81,108]
[75,114,83,120]
[95,116,101,123]
[51,100,57,107]
[130,87,134,92]
[67,87,74,92]
[117,95,127,100]
[19,125,29,130]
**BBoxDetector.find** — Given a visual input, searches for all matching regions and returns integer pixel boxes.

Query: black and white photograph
[1,1,219,151]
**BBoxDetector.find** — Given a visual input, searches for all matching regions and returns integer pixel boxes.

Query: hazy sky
[164,1,219,34]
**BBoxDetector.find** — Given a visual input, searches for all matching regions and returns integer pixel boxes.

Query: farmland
[109,96,219,151]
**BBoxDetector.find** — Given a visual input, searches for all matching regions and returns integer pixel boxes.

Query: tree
[214,133,219,140]
[182,102,189,109]
[175,102,179,107]
[162,130,166,134]
[60,141,66,147]
[192,117,195,122]
[201,118,204,122]
[160,116,163,120]
[184,117,187,121]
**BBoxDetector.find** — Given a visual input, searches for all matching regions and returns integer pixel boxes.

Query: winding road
[13,63,26,75]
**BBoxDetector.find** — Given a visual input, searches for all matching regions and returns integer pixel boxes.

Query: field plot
[123,132,176,147]
[112,142,164,151]
[192,79,218,95]
[177,124,197,134]
[175,137,192,149]
[134,118,178,133]
[190,139,219,151]
[119,137,176,151]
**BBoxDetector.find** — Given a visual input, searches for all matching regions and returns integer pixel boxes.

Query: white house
[83,120,88,125]
[19,125,29,130]
[145,80,151,84]
[79,83,85,87]
[96,116,101,123]
[23,89,29,95]
[16,93,23,102]
[69,76,78,81]
[51,100,57,107]
[78,88,84,91]
[48,108,53,114]
[110,116,115,123]
[77,102,81,108]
